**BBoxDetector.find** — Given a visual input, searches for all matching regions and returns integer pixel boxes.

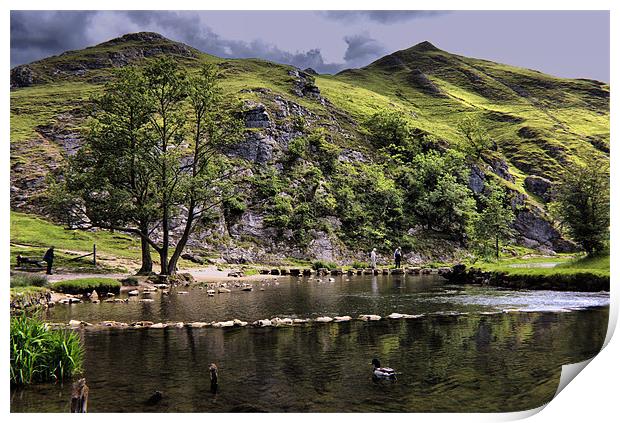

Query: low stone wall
[442,264,609,292]
[10,289,52,311]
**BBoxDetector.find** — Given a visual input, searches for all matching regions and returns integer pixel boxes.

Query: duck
[371,358,397,380]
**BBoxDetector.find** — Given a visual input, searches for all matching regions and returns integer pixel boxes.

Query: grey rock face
[513,208,576,253]
[230,132,278,164]
[524,175,554,202]
[10,65,34,88]
[468,165,485,194]
[337,149,367,163]
[288,69,322,100]
[243,103,271,128]
[306,231,339,262]
[488,157,514,182]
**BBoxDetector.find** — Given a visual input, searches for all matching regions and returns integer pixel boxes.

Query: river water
[11,274,609,413]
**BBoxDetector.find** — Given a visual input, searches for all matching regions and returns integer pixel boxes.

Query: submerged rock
[150,323,167,329]
[188,322,209,328]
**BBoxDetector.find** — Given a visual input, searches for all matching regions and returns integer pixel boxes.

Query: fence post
[93,244,96,266]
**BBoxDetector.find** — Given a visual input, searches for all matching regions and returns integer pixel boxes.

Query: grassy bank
[10,313,84,385]
[463,253,610,291]
[53,278,122,295]
[476,254,609,277]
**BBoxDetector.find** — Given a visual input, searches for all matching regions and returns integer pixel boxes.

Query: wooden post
[93,244,96,266]
[70,378,89,413]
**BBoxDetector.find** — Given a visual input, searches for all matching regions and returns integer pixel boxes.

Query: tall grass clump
[10,272,48,288]
[10,313,84,386]
[311,260,338,270]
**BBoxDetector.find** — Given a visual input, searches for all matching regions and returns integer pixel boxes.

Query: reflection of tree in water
[15,308,608,412]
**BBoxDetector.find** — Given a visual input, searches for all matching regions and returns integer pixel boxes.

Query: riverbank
[444,254,610,292]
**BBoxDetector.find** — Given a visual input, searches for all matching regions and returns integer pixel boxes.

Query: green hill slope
[10,33,609,263]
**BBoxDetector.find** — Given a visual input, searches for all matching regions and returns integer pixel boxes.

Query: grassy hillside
[10,33,609,261]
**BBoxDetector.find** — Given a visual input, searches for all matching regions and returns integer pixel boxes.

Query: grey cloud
[343,34,387,66]
[10,11,390,74]
[321,10,445,24]
[10,10,97,66]
[123,11,346,73]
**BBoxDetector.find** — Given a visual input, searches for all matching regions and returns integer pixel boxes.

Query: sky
[10,10,610,82]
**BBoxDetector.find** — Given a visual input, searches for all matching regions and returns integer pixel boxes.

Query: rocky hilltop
[10,33,609,264]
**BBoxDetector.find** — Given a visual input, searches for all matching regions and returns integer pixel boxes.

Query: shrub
[53,278,121,295]
[312,260,337,270]
[351,261,368,269]
[10,273,48,288]
[10,313,84,385]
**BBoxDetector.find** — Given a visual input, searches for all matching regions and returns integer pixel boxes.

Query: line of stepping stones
[52,313,432,330]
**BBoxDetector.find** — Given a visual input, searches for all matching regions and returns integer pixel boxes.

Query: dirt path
[45,266,281,285]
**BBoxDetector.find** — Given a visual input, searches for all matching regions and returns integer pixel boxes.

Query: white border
[2,1,616,422]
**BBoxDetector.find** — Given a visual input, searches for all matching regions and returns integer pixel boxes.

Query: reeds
[10,313,84,385]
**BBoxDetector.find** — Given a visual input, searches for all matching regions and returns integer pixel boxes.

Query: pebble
[218,288,231,293]
[128,290,139,296]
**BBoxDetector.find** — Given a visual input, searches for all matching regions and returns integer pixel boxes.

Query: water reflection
[42,274,610,324]
[12,308,608,413]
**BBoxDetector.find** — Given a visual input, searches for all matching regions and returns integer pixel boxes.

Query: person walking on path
[370,248,377,269]
[43,247,54,275]
[394,247,402,269]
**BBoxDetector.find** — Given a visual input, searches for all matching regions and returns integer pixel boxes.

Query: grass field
[476,253,610,277]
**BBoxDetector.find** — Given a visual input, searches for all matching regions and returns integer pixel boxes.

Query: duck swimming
[371,358,397,380]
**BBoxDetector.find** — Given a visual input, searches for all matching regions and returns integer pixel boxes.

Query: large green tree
[399,149,476,239]
[56,66,157,274]
[60,58,243,275]
[553,158,609,254]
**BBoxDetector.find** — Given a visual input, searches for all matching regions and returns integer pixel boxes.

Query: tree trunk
[167,210,195,275]
[495,235,500,260]
[136,233,153,275]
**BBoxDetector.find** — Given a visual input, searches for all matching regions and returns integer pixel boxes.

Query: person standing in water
[43,247,54,275]
[394,247,402,269]
[370,248,377,269]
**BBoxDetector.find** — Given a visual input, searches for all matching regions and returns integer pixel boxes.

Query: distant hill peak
[95,32,172,47]
[408,40,440,52]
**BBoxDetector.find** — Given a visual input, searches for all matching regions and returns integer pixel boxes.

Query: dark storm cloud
[10,10,97,66]
[322,10,445,24]
[343,34,386,65]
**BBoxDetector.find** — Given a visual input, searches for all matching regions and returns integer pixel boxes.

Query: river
[11,273,609,412]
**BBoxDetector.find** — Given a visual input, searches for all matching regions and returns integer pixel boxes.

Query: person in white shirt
[370,248,377,269]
